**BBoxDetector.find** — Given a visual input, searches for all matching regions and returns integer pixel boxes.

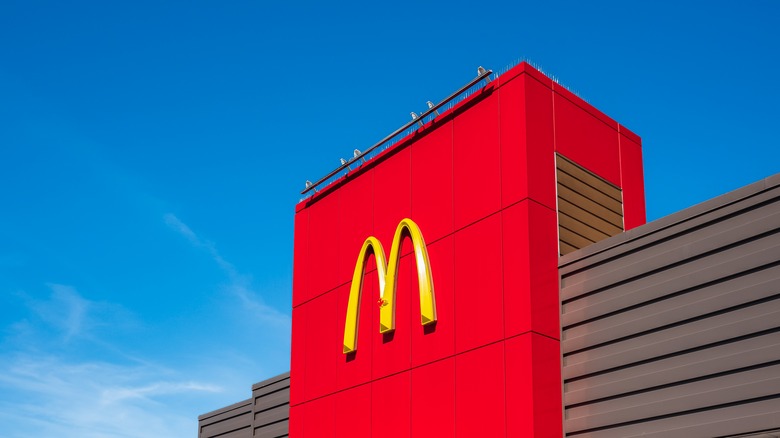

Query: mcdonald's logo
[342,218,436,354]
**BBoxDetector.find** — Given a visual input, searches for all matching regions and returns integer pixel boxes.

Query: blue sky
[1,1,778,436]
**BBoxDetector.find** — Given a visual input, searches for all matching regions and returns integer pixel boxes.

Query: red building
[197,61,780,437]
[289,61,643,438]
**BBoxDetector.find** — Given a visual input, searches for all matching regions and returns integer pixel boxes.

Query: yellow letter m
[342,218,436,354]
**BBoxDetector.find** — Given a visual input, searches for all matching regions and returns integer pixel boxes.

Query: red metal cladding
[373,147,412,255]
[454,214,504,354]
[453,90,501,230]
[502,201,533,337]
[410,120,454,243]
[292,208,309,308]
[500,71,557,210]
[371,253,413,379]
[527,201,561,339]
[455,342,506,437]
[335,384,372,438]
[619,132,647,229]
[290,305,306,406]
[411,357,455,438]
[306,192,341,300]
[336,277,373,391]
[303,395,336,438]
[336,169,374,288]
[506,333,563,438]
[554,91,621,186]
[372,371,411,438]
[303,290,339,401]
[411,236,455,367]
[524,75,557,209]
[289,404,304,437]
[499,71,529,209]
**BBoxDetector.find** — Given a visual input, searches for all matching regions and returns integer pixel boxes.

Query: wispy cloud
[0,353,221,438]
[18,283,137,343]
[164,213,291,328]
[31,284,88,340]
[0,286,226,438]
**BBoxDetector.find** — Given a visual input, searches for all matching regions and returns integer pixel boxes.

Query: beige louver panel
[556,154,623,255]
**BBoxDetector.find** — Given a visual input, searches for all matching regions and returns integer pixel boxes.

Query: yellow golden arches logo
[342,218,436,354]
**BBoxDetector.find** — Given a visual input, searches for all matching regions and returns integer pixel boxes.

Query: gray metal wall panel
[198,411,252,438]
[254,388,290,413]
[198,400,252,438]
[560,176,780,437]
[568,398,780,438]
[254,403,290,425]
[565,331,780,405]
[251,374,290,438]
[254,419,289,438]
[198,373,290,438]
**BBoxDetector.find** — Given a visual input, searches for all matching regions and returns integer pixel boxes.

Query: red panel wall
[619,129,647,229]
[411,357,455,438]
[372,371,411,438]
[289,61,645,437]
[335,384,371,438]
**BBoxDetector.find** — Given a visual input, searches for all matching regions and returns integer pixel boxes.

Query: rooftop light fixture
[340,158,352,171]
[411,112,423,128]
[478,66,491,83]
[427,101,440,116]
[301,65,492,195]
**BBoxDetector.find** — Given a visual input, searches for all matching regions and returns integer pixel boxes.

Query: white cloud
[164,213,291,329]
[0,353,221,438]
[18,284,138,344]
[0,286,228,438]
[28,284,89,340]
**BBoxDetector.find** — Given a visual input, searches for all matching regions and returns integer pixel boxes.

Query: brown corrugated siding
[556,154,624,255]
[559,174,780,437]
[198,373,290,438]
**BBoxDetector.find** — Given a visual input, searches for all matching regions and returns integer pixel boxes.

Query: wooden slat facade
[556,154,624,255]
[559,174,780,438]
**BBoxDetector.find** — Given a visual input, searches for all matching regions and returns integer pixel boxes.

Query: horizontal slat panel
[563,264,780,348]
[254,419,289,438]
[567,364,780,432]
[561,240,579,255]
[565,330,780,405]
[557,154,622,202]
[560,212,612,244]
[561,225,596,250]
[558,185,624,228]
[558,170,623,214]
[253,379,290,399]
[562,177,780,438]
[255,388,290,412]
[254,404,290,427]
[561,200,780,298]
[562,232,780,325]
[568,397,780,438]
[204,429,252,438]
[559,198,623,237]
[564,297,780,379]
[199,412,252,438]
